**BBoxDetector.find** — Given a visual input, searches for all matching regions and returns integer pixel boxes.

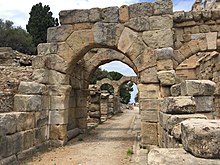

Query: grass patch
[127,148,134,156]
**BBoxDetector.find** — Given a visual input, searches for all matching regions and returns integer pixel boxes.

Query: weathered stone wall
[158,79,216,148]
[0,48,50,164]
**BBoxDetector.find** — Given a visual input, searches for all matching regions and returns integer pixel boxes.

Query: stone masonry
[1,0,220,164]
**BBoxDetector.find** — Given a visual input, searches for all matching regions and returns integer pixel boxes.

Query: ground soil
[27,108,138,165]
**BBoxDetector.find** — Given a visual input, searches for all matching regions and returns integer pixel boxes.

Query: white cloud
[100,61,137,76]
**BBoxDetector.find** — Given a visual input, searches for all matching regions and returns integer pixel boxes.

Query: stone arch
[96,76,138,96]
[31,1,174,147]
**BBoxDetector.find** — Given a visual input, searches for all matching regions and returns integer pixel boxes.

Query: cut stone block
[181,119,220,159]
[181,80,216,96]
[161,96,196,114]
[157,70,176,86]
[194,96,213,112]
[14,94,42,112]
[171,83,181,96]
[148,148,220,165]
[49,110,68,124]
[18,81,46,94]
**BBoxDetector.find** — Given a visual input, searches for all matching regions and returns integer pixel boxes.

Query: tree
[90,68,134,104]
[120,81,134,104]
[90,68,112,84]
[26,3,58,47]
[0,19,36,54]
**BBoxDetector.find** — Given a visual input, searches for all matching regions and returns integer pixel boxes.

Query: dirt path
[28,108,138,165]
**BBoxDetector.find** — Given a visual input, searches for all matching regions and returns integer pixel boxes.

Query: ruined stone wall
[159,80,216,148]
[0,48,50,164]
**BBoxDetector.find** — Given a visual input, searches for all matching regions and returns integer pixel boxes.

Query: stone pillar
[100,91,109,122]
[75,89,89,131]
[138,84,160,146]
[48,85,71,146]
[87,88,101,124]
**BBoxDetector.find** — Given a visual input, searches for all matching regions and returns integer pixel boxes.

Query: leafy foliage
[0,19,36,54]
[26,3,58,47]
[90,68,133,104]
[120,81,134,104]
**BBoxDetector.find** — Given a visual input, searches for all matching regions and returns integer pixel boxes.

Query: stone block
[50,95,69,110]
[37,43,58,55]
[93,22,119,47]
[138,84,160,99]
[148,148,220,165]
[32,69,49,84]
[134,47,156,72]
[181,80,216,96]
[0,133,22,158]
[157,70,176,86]
[171,83,181,96]
[35,110,48,127]
[42,96,50,110]
[206,32,217,50]
[18,81,46,94]
[119,5,129,23]
[153,0,173,15]
[141,110,158,122]
[161,96,196,114]
[160,86,171,97]
[101,7,119,23]
[48,85,71,96]
[0,113,16,135]
[14,94,42,112]
[129,2,153,18]
[16,112,35,132]
[57,42,75,64]
[45,54,68,73]
[124,16,150,32]
[126,37,146,61]
[21,130,34,151]
[89,8,101,22]
[117,27,138,53]
[49,109,68,124]
[149,15,173,30]
[47,25,73,42]
[194,96,213,112]
[157,59,173,71]
[49,124,67,140]
[141,122,158,145]
[140,67,159,83]
[139,98,161,111]
[181,119,220,159]
[59,9,89,24]
[143,29,173,49]
[49,70,70,85]
[35,126,48,145]
[166,114,207,133]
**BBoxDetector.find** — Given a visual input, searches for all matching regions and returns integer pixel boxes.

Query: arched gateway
[18,0,174,147]
[14,0,220,153]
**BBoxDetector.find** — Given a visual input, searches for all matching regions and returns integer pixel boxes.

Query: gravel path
[28,108,138,165]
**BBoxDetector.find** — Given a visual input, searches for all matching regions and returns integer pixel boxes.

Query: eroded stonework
[1,0,220,164]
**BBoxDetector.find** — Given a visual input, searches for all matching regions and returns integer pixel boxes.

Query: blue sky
[0,0,196,103]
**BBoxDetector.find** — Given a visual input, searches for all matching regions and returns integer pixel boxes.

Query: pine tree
[26,3,58,47]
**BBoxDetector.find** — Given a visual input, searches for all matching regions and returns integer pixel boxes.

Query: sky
[0,0,196,103]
